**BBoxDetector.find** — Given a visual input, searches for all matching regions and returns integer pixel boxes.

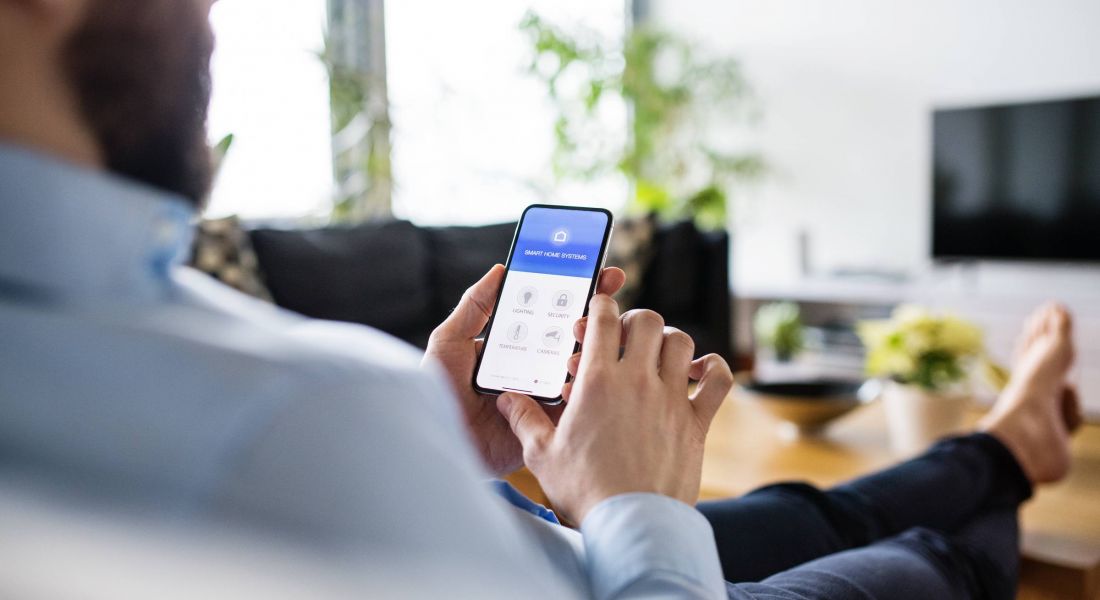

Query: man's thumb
[433,265,504,341]
[497,393,554,452]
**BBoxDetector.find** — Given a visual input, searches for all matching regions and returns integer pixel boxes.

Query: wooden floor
[508,392,1100,599]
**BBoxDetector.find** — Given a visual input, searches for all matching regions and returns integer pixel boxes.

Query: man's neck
[0,58,102,170]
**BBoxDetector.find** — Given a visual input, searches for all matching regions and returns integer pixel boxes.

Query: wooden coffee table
[701,393,1100,600]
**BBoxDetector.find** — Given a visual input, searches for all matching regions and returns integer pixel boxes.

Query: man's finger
[689,354,733,427]
[574,265,628,344]
[573,315,627,349]
[595,267,626,297]
[620,309,665,366]
[432,265,504,342]
[573,317,588,346]
[497,392,555,459]
[566,352,582,378]
[561,381,574,403]
[659,327,694,383]
[579,294,622,369]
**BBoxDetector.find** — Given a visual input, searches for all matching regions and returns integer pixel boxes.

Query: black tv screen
[932,95,1100,261]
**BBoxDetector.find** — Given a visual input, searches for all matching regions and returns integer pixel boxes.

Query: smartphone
[473,204,614,404]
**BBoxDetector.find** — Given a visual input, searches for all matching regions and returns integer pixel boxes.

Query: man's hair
[63,1,215,207]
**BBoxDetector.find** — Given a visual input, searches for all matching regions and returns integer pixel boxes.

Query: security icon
[554,291,572,309]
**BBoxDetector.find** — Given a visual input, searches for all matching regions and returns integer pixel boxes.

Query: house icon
[552,230,568,243]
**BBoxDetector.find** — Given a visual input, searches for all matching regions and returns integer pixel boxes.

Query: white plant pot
[881,381,971,456]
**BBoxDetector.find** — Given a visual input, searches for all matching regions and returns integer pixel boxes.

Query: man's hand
[424,264,626,476]
[496,295,733,525]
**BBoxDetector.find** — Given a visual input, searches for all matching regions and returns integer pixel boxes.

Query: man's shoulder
[167,268,465,439]
[170,266,428,386]
[0,267,458,505]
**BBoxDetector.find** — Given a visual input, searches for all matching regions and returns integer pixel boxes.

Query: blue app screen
[477,207,610,399]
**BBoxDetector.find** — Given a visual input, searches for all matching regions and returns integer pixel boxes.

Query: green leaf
[519,12,765,229]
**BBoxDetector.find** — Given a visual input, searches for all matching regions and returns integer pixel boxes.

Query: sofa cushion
[424,222,516,323]
[248,221,432,337]
[639,220,705,316]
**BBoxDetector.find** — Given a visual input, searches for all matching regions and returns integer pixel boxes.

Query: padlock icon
[556,293,569,308]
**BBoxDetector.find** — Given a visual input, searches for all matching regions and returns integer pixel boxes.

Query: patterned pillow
[604,215,656,310]
[189,216,273,302]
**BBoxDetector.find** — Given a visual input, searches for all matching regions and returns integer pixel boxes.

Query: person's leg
[725,507,1020,600]
[701,303,1079,585]
[699,432,1030,582]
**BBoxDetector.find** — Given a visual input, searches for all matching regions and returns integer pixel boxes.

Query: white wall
[652,0,1100,286]
[653,0,1100,413]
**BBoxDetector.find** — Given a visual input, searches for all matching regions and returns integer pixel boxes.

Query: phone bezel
[471,204,614,405]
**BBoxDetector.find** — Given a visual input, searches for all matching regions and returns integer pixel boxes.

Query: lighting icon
[516,287,538,307]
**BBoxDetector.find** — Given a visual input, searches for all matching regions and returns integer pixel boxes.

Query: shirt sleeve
[581,493,728,600]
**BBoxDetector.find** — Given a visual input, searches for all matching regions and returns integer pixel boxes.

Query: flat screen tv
[932,94,1100,262]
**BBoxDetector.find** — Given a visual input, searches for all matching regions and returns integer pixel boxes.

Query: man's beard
[63,1,215,208]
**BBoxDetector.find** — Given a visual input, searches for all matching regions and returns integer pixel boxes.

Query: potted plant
[754,301,805,363]
[520,12,764,229]
[858,306,998,454]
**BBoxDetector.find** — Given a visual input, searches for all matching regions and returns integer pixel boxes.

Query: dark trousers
[698,433,1032,600]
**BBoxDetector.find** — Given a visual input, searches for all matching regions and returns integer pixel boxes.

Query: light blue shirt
[0,144,726,599]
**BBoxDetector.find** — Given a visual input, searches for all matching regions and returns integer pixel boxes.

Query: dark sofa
[247,219,732,359]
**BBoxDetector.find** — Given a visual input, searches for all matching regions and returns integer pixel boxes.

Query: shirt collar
[0,143,195,299]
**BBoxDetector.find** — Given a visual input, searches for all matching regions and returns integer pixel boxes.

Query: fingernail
[498,393,514,411]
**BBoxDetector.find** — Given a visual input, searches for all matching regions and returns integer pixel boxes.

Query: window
[205,0,628,224]
[386,0,629,225]
[205,0,333,220]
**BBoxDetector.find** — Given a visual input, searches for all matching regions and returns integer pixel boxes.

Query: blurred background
[200,0,1100,413]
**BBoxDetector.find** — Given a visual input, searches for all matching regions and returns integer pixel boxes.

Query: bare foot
[979,303,1079,485]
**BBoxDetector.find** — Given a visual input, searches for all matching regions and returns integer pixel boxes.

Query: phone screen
[474,205,613,402]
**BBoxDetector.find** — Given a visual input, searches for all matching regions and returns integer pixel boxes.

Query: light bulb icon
[517,287,538,307]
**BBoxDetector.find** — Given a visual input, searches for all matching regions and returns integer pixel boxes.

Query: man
[0,1,734,598]
[0,1,1083,599]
